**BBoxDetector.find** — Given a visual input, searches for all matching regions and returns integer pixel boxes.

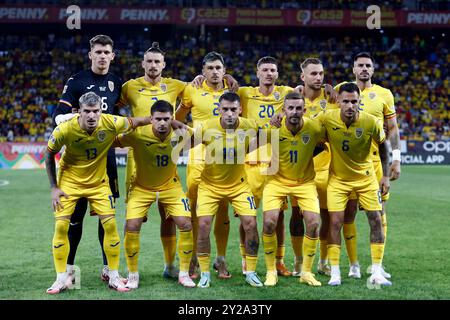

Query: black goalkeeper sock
[67,198,88,265]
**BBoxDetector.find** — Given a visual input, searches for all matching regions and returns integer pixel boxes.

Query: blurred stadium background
[0,0,449,301]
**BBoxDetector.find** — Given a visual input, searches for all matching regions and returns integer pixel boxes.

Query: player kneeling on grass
[45,92,153,294]
[262,92,324,287]
[114,100,195,289]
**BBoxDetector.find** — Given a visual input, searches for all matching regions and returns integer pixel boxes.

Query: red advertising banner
[0,6,449,27]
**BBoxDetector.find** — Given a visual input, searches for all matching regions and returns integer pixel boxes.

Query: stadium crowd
[0,31,448,142]
[4,0,448,10]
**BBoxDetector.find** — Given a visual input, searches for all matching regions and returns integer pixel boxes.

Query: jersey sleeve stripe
[47,146,59,153]
[385,113,396,119]
[59,99,72,107]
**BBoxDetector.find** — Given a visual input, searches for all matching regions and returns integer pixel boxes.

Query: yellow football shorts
[196,182,256,217]
[125,148,136,203]
[314,169,329,209]
[244,163,268,209]
[263,178,320,214]
[327,174,382,212]
[186,144,205,199]
[126,181,190,222]
[54,180,115,218]
[374,160,390,201]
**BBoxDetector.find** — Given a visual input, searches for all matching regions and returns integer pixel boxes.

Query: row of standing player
[49,34,401,292]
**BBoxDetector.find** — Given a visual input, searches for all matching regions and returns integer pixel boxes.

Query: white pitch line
[0,180,10,187]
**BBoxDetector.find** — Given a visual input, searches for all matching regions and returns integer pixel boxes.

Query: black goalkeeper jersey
[53,69,122,124]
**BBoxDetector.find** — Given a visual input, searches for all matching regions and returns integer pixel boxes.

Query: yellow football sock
[291,235,303,260]
[52,219,70,273]
[246,255,258,273]
[381,213,387,243]
[124,231,140,273]
[239,243,246,260]
[101,216,121,270]
[214,202,230,257]
[343,222,358,264]
[190,197,198,255]
[161,235,177,265]
[263,233,277,273]
[178,230,193,273]
[327,244,341,267]
[276,244,285,264]
[320,238,328,261]
[370,243,385,265]
[197,254,210,273]
[302,236,318,273]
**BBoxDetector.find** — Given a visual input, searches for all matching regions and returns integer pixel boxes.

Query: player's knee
[329,215,343,231]
[306,219,320,233]
[177,218,192,231]
[242,217,257,233]
[263,219,276,234]
[125,219,142,232]
[198,218,211,233]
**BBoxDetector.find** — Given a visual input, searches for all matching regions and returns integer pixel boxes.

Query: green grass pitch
[0,165,449,300]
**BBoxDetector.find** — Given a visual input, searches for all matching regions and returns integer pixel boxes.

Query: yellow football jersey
[267,116,325,185]
[116,125,189,190]
[304,88,339,171]
[319,109,386,181]
[200,117,259,188]
[119,77,186,117]
[238,85,293,162]
[238,85,294,127]
[48,114,131,187]
[334,82,395,161]
[180,80,229,128]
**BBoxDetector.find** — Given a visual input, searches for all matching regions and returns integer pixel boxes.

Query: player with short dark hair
[52,34,123,285]
[45,92,152,294]
[317,83,391,287]
[176,51,233,279]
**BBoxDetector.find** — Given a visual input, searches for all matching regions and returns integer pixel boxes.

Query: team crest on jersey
[97,130,106,142]
[108,81,114,92]
[160,83,167,92]
[170,138,179,147]
[273,92,280,101]
[301,133,310,145]
[369,92,376,100]
[237,132,246,143]
[355,128,363,139]
[320,99,327,110]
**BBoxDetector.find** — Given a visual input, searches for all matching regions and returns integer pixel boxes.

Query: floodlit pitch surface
[0,165,449,300]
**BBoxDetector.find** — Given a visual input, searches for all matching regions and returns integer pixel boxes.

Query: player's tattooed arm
[223,74,239,92]
[175,103,190,122]
[45,150,68,211]
[378,140,390,196]
[386,116,401,180]
[323,84,338,103]
[269,112,284,128]
[45,151,58,188]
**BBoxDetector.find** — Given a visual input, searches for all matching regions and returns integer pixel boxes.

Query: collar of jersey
[71,114,103,136]
[202,80,228,92]
[280,117,305,137]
